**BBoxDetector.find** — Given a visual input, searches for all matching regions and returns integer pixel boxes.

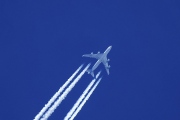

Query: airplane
[82,46,112,77]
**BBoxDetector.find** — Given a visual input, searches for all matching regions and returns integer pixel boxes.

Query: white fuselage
[91,46,112,71]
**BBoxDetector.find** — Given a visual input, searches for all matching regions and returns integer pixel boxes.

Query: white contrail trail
[64,71,101,120]
[34,65,84,120]
[69,77,102,120]
[41,64,91,120]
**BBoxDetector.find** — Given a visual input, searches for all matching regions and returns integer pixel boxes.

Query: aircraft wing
[102,59,110,75]
[82,54,102,59]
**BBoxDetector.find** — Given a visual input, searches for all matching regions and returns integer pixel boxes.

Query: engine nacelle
[91,52,93,54]
[107,59,110,61]
[97,51,100,54]
[108,65,111,68]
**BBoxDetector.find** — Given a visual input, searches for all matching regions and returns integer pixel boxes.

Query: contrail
[69,77,102,120]
[41,64,91,120]
[34,64,84,120]
[64,71,101,120]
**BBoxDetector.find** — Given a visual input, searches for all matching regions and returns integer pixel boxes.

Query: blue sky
[0,0,180,120]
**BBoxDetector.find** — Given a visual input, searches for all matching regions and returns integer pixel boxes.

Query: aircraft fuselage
[82,46,112,77]
[91,46,112,72]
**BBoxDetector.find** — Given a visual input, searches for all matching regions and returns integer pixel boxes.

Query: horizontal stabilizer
[86,69,94,77]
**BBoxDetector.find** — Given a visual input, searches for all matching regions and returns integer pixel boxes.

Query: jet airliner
[82,46,112,77]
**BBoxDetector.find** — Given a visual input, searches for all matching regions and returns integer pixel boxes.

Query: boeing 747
[82,46,112,77]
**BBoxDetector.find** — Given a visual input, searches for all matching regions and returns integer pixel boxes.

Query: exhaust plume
[33,65,83,120]
[41,64,91,120]
[64,71,101,120]
[69,78,102,120]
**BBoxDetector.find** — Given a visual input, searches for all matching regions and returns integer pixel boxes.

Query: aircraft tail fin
[86,69,94,77]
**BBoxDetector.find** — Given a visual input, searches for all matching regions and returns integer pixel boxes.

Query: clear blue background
[0,0,180,120]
